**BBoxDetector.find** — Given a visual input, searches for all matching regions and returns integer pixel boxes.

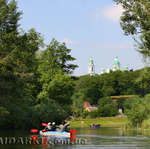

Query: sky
[17,0,145,76]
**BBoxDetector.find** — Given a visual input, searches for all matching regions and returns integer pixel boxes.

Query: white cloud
[102,4,124,22]
[94,4,124,22]
[62,38,73,45]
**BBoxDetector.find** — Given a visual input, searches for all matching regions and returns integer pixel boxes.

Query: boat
[39,130,71,138]
[90,124,101,128]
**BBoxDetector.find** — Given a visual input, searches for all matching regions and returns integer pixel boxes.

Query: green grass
[69,117,128,128]
[142,118,150,129]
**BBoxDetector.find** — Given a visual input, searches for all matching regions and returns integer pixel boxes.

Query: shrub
[89,110,99,118]
[124,94,150,127]
[82,109,89,118]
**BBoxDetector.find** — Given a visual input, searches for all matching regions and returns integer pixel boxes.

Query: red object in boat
[42,130,47,132]
[42,123,48,126]
[30,129,38,133]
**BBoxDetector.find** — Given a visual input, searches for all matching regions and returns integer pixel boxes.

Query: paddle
[30,129,38,133]
[42,123,48,127]
[69,130,77,134]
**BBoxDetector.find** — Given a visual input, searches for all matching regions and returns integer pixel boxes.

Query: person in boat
[51,122,57,131]
[45,122,52,131]
[59,120,70,132]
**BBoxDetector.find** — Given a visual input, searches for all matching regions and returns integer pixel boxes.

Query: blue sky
[17,0,144,76]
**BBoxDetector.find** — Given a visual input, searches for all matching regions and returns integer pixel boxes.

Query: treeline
[72,70,150,128]
[72,68,150,118]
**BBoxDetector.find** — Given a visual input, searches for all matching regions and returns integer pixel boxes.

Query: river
[0,127,150,149]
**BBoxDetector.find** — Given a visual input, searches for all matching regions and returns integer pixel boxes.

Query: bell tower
[112,56,120,71]
[88,57,95,76]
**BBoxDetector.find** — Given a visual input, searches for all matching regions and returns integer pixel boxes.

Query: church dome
[112,56,120,71]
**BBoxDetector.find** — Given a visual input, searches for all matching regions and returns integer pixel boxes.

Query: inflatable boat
[39,130,71,138]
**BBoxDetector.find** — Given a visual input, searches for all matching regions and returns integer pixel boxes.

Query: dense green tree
[98,97,118,117]
[38,38,78,83]
[0,0,21,72]
[37,39,78,120]
[124,94,150,127]
[101,71,137,96]
[101,73,118,96]
[71,90,86,117]
[75,75,102,104]
[135,68,150,96]
[0,0,79,129]
[38,73,74,106]
[0,0,43,128]
[30,100,69,128]
[74,70,142,106]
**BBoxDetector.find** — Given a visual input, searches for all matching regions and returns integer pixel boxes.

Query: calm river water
[0,127,150,149]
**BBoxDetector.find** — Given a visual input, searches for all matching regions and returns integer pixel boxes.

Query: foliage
[2,0,150,129]
[124,94,150,127]
[38,73,74,106]
[71,90,86,117]
[38,38,78,83]
[82,109,89,118]
[88,110,99,118]
[31,100,69,128]
[113,0,150,61]
[98,97,118,117]
[74,75,104,104]
[135,68,150,96]
[75,71,139,105]
[37,39,77,118]
[0,0,77,129]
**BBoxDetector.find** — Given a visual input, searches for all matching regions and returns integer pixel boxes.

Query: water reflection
[0,128,150,149]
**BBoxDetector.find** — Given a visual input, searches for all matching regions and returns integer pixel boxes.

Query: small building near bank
[83,101,98,112]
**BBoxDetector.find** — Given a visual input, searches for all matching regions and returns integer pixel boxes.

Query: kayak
[39,131,71,138]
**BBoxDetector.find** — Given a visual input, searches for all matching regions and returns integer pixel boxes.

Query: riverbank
[69,117,127,128]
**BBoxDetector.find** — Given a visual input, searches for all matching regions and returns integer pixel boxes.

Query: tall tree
[37,39,77,116]
[0,0,43,128]
[0,0,21,71]
[113,0,150,60]
[38,38,78,84]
